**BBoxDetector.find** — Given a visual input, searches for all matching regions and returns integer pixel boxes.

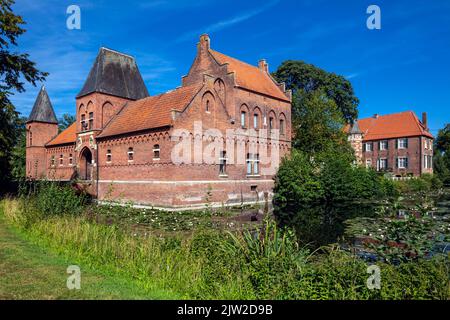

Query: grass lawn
[0,214,172,300]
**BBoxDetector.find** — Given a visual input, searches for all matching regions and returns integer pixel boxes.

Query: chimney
[422,112,428,130]
[198,34,210,52]
[258,59,268,73]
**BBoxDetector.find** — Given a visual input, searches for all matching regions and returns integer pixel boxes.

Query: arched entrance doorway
[79,147,93,180]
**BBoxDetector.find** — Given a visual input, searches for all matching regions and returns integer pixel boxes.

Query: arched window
[241,111,247,128]
[279,113,286,135]
[202,91,214,114]
[153,144,160,160]
[214,78,225,101]
[127,147,134,161]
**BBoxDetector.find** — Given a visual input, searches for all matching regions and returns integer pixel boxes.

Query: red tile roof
[46,122,77,146]
[98,84,202,138]
[356,111,433,141]
[209,50,290,102]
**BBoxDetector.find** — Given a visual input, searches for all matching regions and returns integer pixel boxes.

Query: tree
[9,116,26,180]
[291,90,352,155]
[272,61,358,157]
[58,113,76,132]
[434,124,450,185]
[0,0,48,187]
[272,60,359,124]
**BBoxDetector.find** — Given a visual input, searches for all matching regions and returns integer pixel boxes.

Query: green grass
[0,213,174,299]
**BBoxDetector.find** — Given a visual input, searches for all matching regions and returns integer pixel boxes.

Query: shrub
[31,181,87,217]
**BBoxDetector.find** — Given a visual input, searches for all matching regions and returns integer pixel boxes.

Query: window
[59,154,63,166]
[127,147,134,161]
[379,140,388,150]
[366,159,372,168]
[269,117,274,131]
[246,153,260,176]
[69,154,73,165]
[241,111,246,128]
[206,100,210,112]
[153,144,160,160]
[253,113,259,129]
[280,119,285,135]
[51,156,55,167]
[424,155,432,169]
[397,157,408,169]
[377,158,387,171]
[29,131,32,146]
[106,149,112,163]
[81,114,87,131]
[88,112,94,130]
[397,138,408,149]
[365,142,373,152]
[219,151,227,176]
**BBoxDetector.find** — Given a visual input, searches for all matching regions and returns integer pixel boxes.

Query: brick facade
[348,112,434,177]
[25,35,292,209]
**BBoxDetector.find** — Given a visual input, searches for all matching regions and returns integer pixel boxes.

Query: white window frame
[366,158,372,168]
[380,140,388,151]
[398,138,408,149]
[246,153,260,176]
[398,157,408,169]
[378,158,387,171]
[365,142,373,152]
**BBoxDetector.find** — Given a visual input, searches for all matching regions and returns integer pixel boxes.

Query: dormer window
[153,144,160,160]
[127,147,134,162]
[88,112,94,130]
[106,149,112,163]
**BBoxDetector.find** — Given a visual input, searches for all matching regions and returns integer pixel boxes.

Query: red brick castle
[25,35,292,209]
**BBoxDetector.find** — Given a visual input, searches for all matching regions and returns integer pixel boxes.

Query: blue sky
[10,0,450,135]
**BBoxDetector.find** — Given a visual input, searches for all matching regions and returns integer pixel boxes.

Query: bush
[1,197,448,299]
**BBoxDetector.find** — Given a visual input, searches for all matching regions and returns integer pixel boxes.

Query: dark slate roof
[27,86,58,124]
[349,120,363,134]
[77,47,149,100]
